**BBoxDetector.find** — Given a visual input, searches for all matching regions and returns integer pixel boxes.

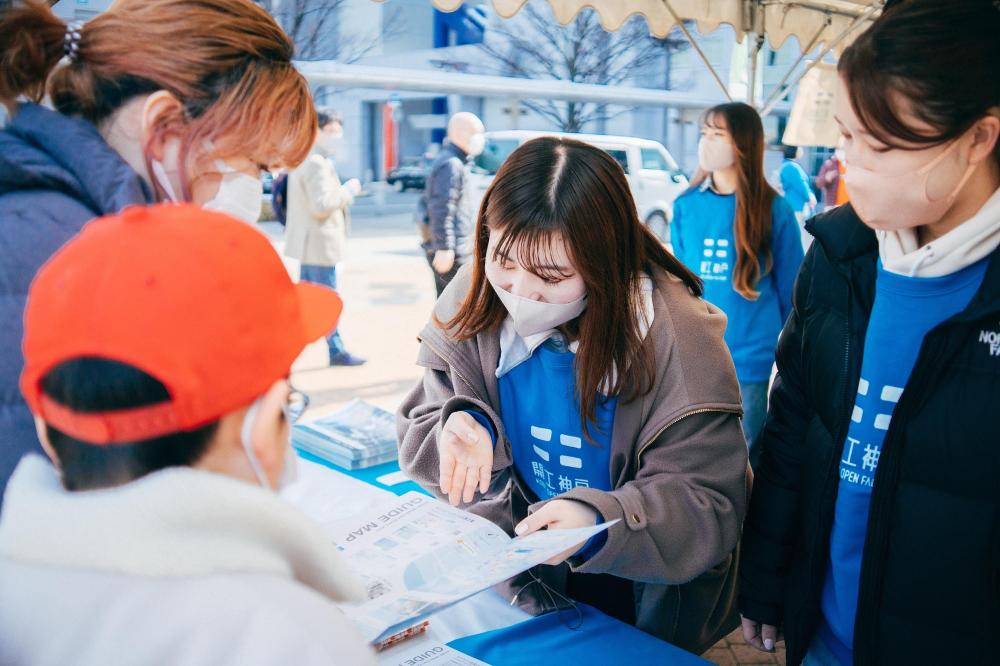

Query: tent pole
[661,0,733,102]
[745,0,766,106]
[759,2,881,117]
[759,18,829,113]
[747,34,764,105]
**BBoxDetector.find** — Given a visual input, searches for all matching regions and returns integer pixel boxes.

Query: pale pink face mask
[844,138,978,231]
[698,137,736,173]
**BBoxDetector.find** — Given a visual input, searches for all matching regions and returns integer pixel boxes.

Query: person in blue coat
[779,145,818,220]
[671,103,804,462]
[0,0,319,503]
[779,144,819,249]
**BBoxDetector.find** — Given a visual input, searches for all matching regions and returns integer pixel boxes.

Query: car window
[602,148,630,174]
[640,148,669,172]
[473,138,521,175]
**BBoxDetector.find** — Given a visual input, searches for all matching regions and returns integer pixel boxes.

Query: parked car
[469,130,688,243]
[387,158,428,192]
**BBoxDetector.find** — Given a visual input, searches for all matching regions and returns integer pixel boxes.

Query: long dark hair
[692,102,777,300]
[443,137,702,430]
[838,0,1000,166]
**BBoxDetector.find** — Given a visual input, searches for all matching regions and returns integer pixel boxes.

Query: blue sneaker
[329,351,367,367]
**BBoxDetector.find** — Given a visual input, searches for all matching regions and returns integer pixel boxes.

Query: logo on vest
[980,324,1000,357]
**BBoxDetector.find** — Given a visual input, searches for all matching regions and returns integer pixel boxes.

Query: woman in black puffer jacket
[738,1,1000,664]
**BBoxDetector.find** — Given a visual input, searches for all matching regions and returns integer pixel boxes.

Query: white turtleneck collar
[878,185,1000,278]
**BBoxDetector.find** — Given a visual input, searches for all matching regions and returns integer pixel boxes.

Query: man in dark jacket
[421,112,484,297]
[739,203,1000,665]
[0,104,153,505]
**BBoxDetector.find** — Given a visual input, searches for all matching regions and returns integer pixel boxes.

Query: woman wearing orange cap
[0,204,374,665]
[0,0,318,502]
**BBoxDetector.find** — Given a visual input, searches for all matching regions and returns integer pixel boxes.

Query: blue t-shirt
[779,159,814,214]
[497,338,616,501]
[819,258,989,665]
[671,185,804,382]
[468,337,614,559]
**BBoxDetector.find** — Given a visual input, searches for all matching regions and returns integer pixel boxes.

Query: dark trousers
[299,264,346,356]
[425,250,463,298]
[566,571,636,626]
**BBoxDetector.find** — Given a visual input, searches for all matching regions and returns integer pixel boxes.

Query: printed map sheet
[326,491,614,643]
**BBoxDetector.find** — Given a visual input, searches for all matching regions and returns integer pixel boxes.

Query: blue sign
[433,5,487,47]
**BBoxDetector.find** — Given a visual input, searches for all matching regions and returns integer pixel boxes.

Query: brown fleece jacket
[397,265,751,654]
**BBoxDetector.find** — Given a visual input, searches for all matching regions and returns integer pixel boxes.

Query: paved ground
[265,195,787,665]
[262,202,434,420]
[708,629,787,665]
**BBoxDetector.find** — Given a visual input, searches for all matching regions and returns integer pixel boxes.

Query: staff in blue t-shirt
[671,103,804,460]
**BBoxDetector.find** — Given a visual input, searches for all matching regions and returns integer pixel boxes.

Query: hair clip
[63,21,84,63]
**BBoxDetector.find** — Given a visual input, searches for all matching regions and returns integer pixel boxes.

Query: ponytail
[0,0,317,171]
[0,1,67,108]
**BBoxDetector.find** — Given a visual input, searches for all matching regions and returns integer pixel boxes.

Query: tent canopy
[421,0,885,117]
[400,1,888,144]
[429,1,883,54]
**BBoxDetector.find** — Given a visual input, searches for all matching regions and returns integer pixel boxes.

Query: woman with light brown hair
[0,0,317,500]
[670,102,804,465]
[397,136,750,654]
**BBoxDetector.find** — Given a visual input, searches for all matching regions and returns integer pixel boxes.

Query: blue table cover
[297,451,431,497]
[448,603,710,665]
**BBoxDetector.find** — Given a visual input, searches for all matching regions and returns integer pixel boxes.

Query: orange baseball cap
[20,204,342,445]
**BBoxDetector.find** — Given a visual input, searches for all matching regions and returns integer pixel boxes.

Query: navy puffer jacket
[0,103,153,505]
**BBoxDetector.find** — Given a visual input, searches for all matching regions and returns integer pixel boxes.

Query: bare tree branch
[476,1,689,132]
[256,0,397,63]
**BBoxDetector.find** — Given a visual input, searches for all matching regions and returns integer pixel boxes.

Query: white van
[469,130,689,242]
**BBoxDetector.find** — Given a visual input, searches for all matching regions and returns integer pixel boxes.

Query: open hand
[438,412,492,506]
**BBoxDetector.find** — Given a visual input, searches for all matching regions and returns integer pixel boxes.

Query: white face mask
[240,397,298,491]
[203,159,263,225]
[698,137,736,172]
[466,132,486,157]
[487,276,587,338]
[150,158,180,203]
[149,147,262,225]
[318,133,340,155]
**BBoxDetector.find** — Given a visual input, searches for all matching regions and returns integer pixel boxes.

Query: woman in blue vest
[671,103,804,462]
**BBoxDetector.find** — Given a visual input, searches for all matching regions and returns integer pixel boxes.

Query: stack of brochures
[292,399,399,470]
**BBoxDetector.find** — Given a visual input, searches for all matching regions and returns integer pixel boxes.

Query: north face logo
[979,326,1000,357]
